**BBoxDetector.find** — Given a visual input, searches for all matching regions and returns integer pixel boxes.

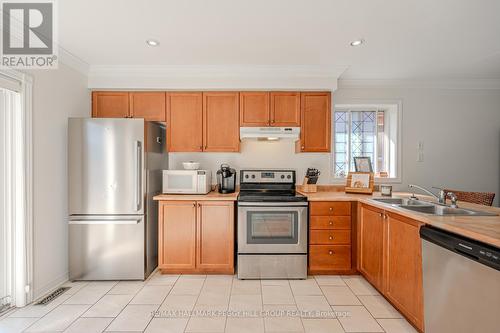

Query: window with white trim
[333,103,401,181]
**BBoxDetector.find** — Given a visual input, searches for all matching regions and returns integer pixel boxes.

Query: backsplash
[168,140,331,184]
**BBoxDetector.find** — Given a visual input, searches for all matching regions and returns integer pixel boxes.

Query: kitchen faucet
[408,184,447,204]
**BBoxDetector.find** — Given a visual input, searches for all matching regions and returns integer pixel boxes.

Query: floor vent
[35,287,70,305]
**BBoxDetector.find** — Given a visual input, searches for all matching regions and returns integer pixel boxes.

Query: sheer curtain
[0,71,33,313]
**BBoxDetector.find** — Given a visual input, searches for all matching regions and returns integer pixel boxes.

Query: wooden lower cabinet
[309,201,354,274]
[358,204,424,332]
[158,200,234,274]
[359,204,385,290]
[385,212,424,331]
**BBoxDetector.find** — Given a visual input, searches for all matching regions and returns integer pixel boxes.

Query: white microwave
[162,170,212,194]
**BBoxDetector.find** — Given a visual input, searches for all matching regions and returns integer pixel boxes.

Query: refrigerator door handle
[69,219,140,225]
[135,140,142,211]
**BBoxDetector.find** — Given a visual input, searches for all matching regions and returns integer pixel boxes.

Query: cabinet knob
[329,236,333,240]
[329,207,333,211]
[328,250,334,255]
[329,221,333,225]
[301,146,305,150]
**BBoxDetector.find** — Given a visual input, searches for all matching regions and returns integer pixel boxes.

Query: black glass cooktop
[238,191,307,202]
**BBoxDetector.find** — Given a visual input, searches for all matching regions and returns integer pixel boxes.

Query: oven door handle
[237,201,308,207]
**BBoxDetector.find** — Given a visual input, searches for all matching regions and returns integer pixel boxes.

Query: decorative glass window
[333,104,400,181]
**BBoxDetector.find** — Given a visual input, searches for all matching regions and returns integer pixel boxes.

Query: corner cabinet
[358,204,424,332]
[158,200,234,274]
[297,92,331,152]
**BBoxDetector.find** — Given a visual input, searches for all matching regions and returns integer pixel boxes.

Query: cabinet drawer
[310,202,351,216]
[310,216,351,230]
[310,230,351,245]
[309,245,351,271]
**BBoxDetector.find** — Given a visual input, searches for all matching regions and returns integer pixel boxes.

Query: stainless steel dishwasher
[420,226,500,333]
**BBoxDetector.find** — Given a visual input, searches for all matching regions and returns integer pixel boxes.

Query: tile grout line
[288,278,307,333]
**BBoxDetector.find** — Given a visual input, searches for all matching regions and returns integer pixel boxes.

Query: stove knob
[251,175,256,179]
[281,175,285,179]
[245,174,249,179]
[287,175,291,179]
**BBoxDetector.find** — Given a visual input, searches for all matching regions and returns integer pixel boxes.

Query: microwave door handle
[135,141,142,211]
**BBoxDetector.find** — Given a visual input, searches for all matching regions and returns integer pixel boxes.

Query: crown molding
[87,65,347,90]
[338,78,500,90]
[58,47,90,75]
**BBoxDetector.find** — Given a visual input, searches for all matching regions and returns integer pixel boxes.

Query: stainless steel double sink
[371,198,498,216]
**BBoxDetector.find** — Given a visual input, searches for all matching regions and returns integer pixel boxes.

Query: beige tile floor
[0,273,418,333]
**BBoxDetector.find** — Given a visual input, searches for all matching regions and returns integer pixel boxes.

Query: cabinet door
[270,92,300,126]
[196,201,234,273]
[359,204,385,290]
[167,92,203,152]
[240,92,270,126]
[158,201,197,271]
[92,91,129,118]
[203,92,240,152]
[385,213,424,331]
[298,92,331,152]
[130,92,166,121]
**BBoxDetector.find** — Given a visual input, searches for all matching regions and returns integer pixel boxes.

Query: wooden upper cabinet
[92,92,129,118]
[203,92,240,152]
[270,92,300,126]
[359,204,385,291]
[167,92,203,152]
[158,201,197,271]
[196,201,234,273]
[384,212,424,331]
[239,92,270,126]
[129,92,166,121]
[298,92,331,152]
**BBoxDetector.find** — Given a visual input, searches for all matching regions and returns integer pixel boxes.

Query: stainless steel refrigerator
[68,118,167,280]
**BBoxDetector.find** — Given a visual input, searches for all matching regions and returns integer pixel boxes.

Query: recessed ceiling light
[350,39,364,47]
[146,39,160,47]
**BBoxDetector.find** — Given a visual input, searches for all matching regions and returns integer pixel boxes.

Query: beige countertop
[154,190,239,201]
[300,190,500,248]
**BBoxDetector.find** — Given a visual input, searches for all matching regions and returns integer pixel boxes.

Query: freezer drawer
[69,215,145,280]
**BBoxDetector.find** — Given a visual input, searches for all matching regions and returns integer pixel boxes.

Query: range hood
[240,127,300,140]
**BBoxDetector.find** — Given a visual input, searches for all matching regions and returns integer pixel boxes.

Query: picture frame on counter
[354,156,373,173]
[345,172,374,194]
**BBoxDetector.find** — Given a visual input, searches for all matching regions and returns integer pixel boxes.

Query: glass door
[247,211,298,244]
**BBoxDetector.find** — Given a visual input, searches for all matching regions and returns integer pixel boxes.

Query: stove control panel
[240,170,295,183]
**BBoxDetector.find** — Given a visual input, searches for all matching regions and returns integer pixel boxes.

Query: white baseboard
[32,272,69,302]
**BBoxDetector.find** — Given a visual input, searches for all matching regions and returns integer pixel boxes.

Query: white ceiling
[59,0,500,80]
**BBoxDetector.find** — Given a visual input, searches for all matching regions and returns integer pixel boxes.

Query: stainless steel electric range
[237,169,308,279]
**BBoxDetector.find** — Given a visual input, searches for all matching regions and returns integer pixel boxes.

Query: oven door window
[247,211,299,244]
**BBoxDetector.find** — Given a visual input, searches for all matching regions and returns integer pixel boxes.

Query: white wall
[170,84,500,206]
[26,64,89,299]
[169,140,331,185]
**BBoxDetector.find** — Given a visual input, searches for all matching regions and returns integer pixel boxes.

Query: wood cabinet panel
[309,245,351,272]
[130,92,166,121]
[240,92,270,126]
[298,92,331,152]
[310,230,351,245]
[196,201,234,273]
[203,92,240,152]
[310,202,351,216]
[158,201,197,270]
[92,91,129,118]
[359,204,385,290]
[270,92,301,126]
[167,92,203,152]
[310,216,351,230]
[385,212,424,331]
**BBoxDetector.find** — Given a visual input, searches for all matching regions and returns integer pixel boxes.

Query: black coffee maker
[217,164,236,194]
